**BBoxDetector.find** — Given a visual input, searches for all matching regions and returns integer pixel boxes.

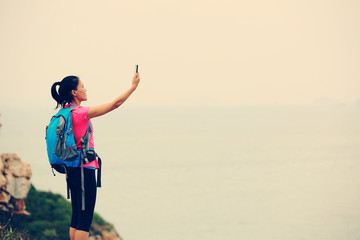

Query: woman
[50,72,140,240]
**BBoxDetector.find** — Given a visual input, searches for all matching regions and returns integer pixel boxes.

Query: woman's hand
[132,73,140,90]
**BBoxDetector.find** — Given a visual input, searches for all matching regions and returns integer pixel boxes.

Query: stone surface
[2,153,32,179]
[102,229,123,240]
[89,236,103,240]
[0,189,11,203]
[5,172,31,199]
[0,153,32,215]
[0,171,6,188]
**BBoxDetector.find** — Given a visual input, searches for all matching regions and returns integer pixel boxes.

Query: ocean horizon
[1,104,359,240]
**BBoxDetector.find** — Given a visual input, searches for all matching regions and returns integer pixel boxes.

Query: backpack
[45,105,101,210]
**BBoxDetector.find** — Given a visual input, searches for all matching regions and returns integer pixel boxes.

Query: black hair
[51,76,79,109]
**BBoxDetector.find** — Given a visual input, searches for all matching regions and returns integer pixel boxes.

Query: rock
[5,172,31,199]
[2,153,32,179]
[89,236,103,240]
[102,229,123,240]
[0,189,11,203]
[12,198,31,216]
[0,114,31,216]
[0,171,6,187]
[0,153,32,215]
[91,220,123,240]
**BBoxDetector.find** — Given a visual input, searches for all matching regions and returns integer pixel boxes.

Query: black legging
[67,168,97,232]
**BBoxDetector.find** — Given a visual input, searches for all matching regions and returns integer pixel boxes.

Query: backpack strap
[81,123,92,164]
[60,165,71,200]
[69,105,78,111]
[80,157,85,211]
[80,123,92,211]
[96,155,102,188]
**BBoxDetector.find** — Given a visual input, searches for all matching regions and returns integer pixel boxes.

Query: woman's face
[73,80,87,102]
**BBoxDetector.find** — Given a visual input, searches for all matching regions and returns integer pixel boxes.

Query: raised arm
[86,73,140,119]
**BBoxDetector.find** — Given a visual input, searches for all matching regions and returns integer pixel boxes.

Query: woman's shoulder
[73,105,89,111]
[71,105,90,119]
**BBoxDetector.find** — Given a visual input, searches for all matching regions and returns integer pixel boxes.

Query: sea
[0,104,360,240]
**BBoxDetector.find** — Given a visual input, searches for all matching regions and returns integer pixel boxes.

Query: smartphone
[135,65,139,73]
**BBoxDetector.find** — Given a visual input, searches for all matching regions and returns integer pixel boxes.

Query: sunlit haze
[1,0,359,107]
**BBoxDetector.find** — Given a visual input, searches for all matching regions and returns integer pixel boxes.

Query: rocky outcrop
[101,229,123,240]
[0,114,32,215]
[89,228,123,240]
[0,153,32,215]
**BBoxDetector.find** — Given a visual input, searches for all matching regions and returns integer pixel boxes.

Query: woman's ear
[71,90,77,97]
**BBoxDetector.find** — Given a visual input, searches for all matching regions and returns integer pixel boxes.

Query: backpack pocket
[54,116,79,162]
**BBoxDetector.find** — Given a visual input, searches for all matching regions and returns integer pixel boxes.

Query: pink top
[66,104,99,169]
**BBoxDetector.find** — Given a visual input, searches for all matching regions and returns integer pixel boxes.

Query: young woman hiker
[50,72,140,240]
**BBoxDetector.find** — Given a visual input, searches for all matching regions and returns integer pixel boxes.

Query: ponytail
[51,76,79,109]
[51,82,62,108]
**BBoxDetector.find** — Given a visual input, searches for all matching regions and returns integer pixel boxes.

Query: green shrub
[0,184,116,239]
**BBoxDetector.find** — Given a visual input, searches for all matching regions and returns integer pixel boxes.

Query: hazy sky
[1,0,359,107]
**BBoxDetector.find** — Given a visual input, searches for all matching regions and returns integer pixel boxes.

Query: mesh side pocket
[55,116,79,161]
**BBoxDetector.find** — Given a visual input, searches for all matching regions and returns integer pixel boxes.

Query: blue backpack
[45,105,101,210]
